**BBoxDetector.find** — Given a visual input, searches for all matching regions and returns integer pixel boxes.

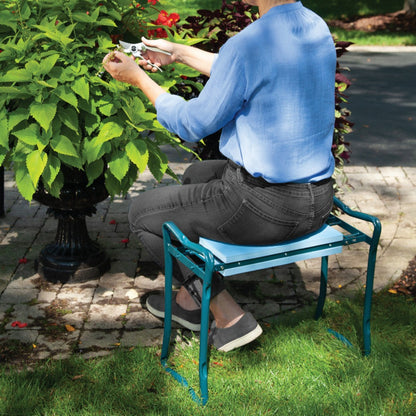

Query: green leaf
[8,108,30,131]
[83,112,100,135]
[336,82,348,93]
[97,18,117,27]
[96,121,124,144]
[104,171,122,197]
[33,28,74,47]
[147,147,168,182]
[0,149,6,167]
[62,23,77,38]
[26,150,48,187]
[0,86,29,97]
[36,79,58,89]
[0,114,8,149]
[30,101,57,131]
[39,54,60,75]
[41,154,61,188]
[25,60,41,76]
[13,124,40,146]
[15,165,36,201]
[99,101,118,117]
[83,137,104,164]
[0,68,32,83]
[71,11,95,23]
[58,154,83,169]
[58,107,79,132]
[121,96,147,123]
[108,152,130,182]
[71,77,90,101]
[126,140,149,173]
[86,159,104,186]
[50,135,79,157]
[53,86,79,109]
[46,170,64,199]
[97,33,116,50]
[174,63,201,77]
[0,11,17,31]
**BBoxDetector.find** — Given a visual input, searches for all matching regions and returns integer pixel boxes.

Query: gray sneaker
[146,293,201,331]
[208,312,263,352]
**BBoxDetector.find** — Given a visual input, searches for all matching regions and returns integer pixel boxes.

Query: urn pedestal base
[35,211,110,284]
[34,170,110,284]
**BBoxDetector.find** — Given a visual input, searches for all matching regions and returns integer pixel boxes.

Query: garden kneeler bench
[160,196,381,405]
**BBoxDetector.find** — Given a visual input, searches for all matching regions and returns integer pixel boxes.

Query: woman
[103,0,336,352]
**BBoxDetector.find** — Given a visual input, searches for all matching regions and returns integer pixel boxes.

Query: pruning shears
[119,40,171,72]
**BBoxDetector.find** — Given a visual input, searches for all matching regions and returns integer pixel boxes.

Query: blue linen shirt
[155,2,336,183]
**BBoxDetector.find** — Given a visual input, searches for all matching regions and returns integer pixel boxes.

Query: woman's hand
[102,49,166,105]
[138,37,176,72]
[102,50,143,86]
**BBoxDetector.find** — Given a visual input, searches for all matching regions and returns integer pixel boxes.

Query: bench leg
[315,256,328,320]
[161,241,173,368]
[362,245,378,356]
[160,244,204,401]
[198,272,212,406]
[160,235,212,405]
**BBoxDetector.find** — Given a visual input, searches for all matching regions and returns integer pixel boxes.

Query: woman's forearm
[172,43,216,76]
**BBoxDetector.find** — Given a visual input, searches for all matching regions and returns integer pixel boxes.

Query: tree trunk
[403,0,416,13]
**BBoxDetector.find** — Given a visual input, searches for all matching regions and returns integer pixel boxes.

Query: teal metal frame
[160,196,382,405]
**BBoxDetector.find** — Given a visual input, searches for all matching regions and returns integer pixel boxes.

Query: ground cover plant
[0,293,415,415]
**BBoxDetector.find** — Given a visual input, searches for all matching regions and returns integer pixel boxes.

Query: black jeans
[129,160,334,305]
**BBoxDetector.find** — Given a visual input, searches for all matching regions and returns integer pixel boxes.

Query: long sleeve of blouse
[155,2,336,183]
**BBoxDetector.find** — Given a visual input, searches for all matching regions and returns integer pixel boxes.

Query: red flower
[19,257,28,264]
[109,219,116,225]
[167,13,180,27]
[149,11,180,38]
[121,238,130,244]
[11,321,27,328]
[148,0,158,4]
[156,10,169,25]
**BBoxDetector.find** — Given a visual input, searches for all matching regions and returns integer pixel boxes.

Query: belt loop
[236,165,244,183]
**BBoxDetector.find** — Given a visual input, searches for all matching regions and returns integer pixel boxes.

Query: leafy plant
[333,41,354,176]
[181,0,258,52]
[0,0,201,201]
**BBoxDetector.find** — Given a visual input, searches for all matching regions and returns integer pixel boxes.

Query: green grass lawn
[1,293,415,415]
[159,0,415,45]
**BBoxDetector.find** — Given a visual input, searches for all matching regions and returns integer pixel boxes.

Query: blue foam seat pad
[199,224,344,276]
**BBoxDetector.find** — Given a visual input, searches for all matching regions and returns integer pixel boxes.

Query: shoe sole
[217,324,263,352]
[146,298,201,332]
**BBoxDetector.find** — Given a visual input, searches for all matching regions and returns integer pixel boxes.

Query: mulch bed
[328,10,416,33]
[391,256,416,299]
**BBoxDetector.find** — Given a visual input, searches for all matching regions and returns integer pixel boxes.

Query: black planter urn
[33,168,111,284]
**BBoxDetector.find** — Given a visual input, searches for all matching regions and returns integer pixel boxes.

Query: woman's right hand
[138,37,176,72]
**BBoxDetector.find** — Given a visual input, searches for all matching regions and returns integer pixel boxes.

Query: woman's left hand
[102,50,143,86]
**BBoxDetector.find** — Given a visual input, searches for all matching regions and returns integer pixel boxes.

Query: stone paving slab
[0,164,415,363]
